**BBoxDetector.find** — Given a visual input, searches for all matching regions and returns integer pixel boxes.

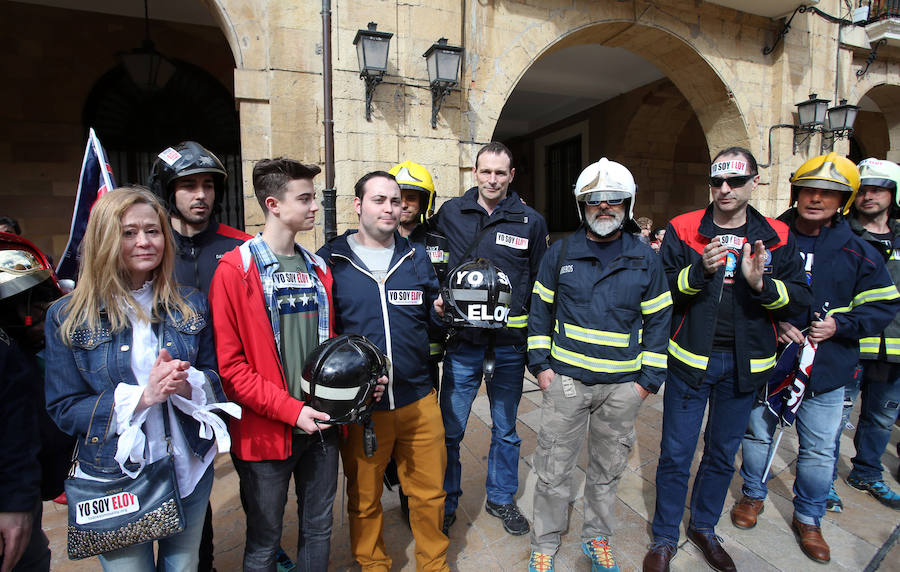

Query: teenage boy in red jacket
[211,158,383,571]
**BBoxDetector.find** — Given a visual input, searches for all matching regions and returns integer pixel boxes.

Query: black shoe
[485,500,530,535]
[686,527,736,572]
[442,512,456,536]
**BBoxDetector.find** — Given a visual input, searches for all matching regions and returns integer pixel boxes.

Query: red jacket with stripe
[661,205,811,392]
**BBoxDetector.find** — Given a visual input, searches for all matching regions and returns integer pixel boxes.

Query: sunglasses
[709,174,755,188]
[583,192,626,206]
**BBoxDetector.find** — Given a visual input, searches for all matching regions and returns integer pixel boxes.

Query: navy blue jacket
[318,231,441,411]
[663,205,812,393]
[173,220,250,295]
[527,230,673,392]
[0,330,41,513]
[44,289,224,478]
[430,188,549,346]
[780,210,900,394]
[850,217,900,363]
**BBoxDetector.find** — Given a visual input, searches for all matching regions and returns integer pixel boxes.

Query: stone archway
[855,84,900,162]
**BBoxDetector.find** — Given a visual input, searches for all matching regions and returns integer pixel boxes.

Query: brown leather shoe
[642,541,676,572]
[791,517,830,563]
[730,495,765,529]
[686,528,736,572]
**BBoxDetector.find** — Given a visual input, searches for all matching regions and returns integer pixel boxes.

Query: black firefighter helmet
[148,141,227,215]
[301,334,388,425]
[442,258,512,329]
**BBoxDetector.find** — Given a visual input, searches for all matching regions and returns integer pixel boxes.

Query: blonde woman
[44,188,238,571]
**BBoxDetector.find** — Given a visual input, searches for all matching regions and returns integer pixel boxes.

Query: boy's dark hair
[475,142,514,170]
[354,171,396,199]
[252,158,321,211]
[0,216,21,235]
[712,147,758,175]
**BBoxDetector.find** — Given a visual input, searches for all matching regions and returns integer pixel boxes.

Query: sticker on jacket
[717,234,746,285]
[75,492,140,524]
[388,290,423,305]
[426,247,447,264]
[274,272,313,289]
[496,232,529,250]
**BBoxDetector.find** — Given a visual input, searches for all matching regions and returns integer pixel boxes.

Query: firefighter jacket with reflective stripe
[406,221,450,360]
[779,210,900,393]
[317,230,441,411]
[850,217,900,363]
[662,205,812,393]
[430,187,549,346]
[527,229,672,392]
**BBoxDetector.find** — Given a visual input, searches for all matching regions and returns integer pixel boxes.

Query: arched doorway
[84,61,244,229]
[851,85,900,163]
[488,22,748,235]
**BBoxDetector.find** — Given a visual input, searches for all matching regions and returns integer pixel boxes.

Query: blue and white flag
[56,128,116,280]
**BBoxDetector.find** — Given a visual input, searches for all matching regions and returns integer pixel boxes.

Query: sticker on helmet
[466,304,509,322]
[710,159,750,177]
[158,147,182,166]
[496,232,529,250]
[388,290,423,305]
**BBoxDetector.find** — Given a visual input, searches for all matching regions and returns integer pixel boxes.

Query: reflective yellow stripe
[762,279,789,310]
[528,335,551,351]
[507,314,528,328]
[750,354,776,373]
[859,337,880,353]
[886,338,900,356]
[642,351,667,369]
[429,343,442,356]
[677,265,700,295]
[550,344,643,373]
[641,291,673,315]
[563,323,630,348]
[827,305,851,316]
[667,339,709,370]
[533,280,555,304]
[638,328,643,344]
[853,285,900,306]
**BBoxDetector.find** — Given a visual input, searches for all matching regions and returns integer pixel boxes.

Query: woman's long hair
[59,187,195,345]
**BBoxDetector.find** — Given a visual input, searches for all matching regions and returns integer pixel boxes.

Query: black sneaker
[485,500,530,535]
[442,512,456,536]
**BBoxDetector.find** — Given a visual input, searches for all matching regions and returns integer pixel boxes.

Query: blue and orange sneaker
[582,536,620,572]
[528,551,554,572]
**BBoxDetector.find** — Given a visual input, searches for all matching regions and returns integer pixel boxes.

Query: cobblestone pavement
[43,373,900,571]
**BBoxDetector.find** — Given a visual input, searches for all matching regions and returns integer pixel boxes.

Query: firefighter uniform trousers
[532,373,643,552]
[341,390,449,571]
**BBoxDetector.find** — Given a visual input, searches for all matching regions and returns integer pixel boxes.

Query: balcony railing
[858,0,900,22]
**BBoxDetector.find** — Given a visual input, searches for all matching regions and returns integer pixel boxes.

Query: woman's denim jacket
[44,288,225,478]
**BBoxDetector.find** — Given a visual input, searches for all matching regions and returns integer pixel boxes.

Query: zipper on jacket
[331,249,415,410]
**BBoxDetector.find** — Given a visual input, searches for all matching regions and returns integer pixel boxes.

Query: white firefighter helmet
[573,158,637,222]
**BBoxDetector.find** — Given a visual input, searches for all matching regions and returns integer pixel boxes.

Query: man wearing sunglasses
[527,158,671,572]
[317,171,449,571]
[644,147,812,572]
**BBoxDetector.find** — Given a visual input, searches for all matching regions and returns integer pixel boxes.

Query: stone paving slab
[41,378,900,571]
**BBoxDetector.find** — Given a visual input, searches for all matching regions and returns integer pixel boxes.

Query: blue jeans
[98,463,214,572]
[850,361,900,482]
[232,430,339,572]
[741,387,843,525]
[831,368,861,482]
[651,352,755,542]
[441,340,526,514]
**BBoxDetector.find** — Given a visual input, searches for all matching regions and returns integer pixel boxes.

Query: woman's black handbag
[64,406,184,560]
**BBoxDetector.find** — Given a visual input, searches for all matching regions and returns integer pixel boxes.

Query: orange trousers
[341,390,449,571]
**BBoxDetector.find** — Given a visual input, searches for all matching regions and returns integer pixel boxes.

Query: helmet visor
[581,191,629,206]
